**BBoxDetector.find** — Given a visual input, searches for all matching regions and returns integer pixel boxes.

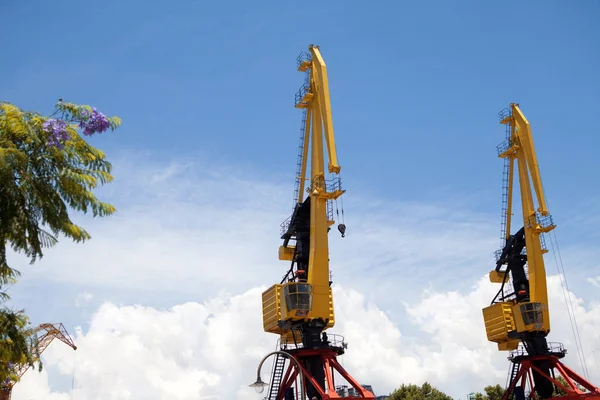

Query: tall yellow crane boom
[309,47,340,174]
[506,105,551,308]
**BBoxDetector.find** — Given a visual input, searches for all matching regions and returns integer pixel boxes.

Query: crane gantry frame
[482,103,600,400]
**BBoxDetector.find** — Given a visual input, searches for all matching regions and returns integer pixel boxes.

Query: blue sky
[2,1,600,398]
[3,1,599,203]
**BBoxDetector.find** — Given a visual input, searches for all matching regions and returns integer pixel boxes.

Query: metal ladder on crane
[292,107,308,210]
[265,353,287,400]
[504,360,524,400]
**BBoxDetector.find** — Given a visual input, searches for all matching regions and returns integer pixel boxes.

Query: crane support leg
[270,348,374,400]
[503,355,600,400]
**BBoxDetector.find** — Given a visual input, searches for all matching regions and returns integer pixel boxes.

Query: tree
[389,381,453,400]
[0,100,121,385]
[470,384,505,400]
[484,384,504,400]
[553,376,569,397]
[552,375,588,397]
[0,310,39,387]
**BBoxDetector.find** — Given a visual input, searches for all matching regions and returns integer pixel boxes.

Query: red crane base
[275,347,375,400]
[503,355,600,400]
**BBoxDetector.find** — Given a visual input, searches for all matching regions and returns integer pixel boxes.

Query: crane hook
[337,224,346,238]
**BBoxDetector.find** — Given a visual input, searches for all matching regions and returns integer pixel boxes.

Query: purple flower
[79,107,110,136]
[42,118,70,149]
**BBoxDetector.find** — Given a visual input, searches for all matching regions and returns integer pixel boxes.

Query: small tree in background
[483,384,505,400]
[389,381,453,400]
[552,375,589,397]
[471,383,505,400]
[0,99,121,385]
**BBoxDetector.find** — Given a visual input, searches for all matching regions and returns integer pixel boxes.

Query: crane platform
[266,334,374,400]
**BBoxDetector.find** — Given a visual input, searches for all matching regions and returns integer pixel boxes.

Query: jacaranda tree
[0,99,121,386]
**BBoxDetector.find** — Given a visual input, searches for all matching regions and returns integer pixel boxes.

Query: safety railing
[280,216,292,237]
[277,333,347,351]
[307,175,342,193]
[496,139,515,156]
[494,246,527,263]
[294,82,310,107]
[529,213,555,231]
[281,176,343,236]
[498,108,512,122]
[296,51,312,69]
[508,342,566,361]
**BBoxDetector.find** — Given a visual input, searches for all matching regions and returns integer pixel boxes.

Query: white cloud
[588,276,600,289]
[14,287,273,400]
[6,154,600,399]
[75,292,94,307]
[6,153,500,315]
[12,276,600,400]
[8,153,290,299]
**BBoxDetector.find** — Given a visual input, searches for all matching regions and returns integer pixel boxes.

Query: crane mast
[482,104,600,400]
[258,45,373,400]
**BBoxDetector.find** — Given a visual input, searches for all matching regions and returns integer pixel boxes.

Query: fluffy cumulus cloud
[13,277,600,400]
[7,154,600,399]
[15,287,270,400]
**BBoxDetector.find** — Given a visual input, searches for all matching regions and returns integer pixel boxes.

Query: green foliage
[0,309,39,386]
[552,375,589,396]
[553,376,569,397]
[483,384,504,400]
[471,384,505,400]
[389,381,453,400]
[0,99,120,387]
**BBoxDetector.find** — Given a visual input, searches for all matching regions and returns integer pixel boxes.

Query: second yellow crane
[482,103,600,400]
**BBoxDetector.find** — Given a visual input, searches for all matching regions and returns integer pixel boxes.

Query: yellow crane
[257,45,373,400]
[483,103,554,354]
[482,103,600,400]
[262,44,344,347]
